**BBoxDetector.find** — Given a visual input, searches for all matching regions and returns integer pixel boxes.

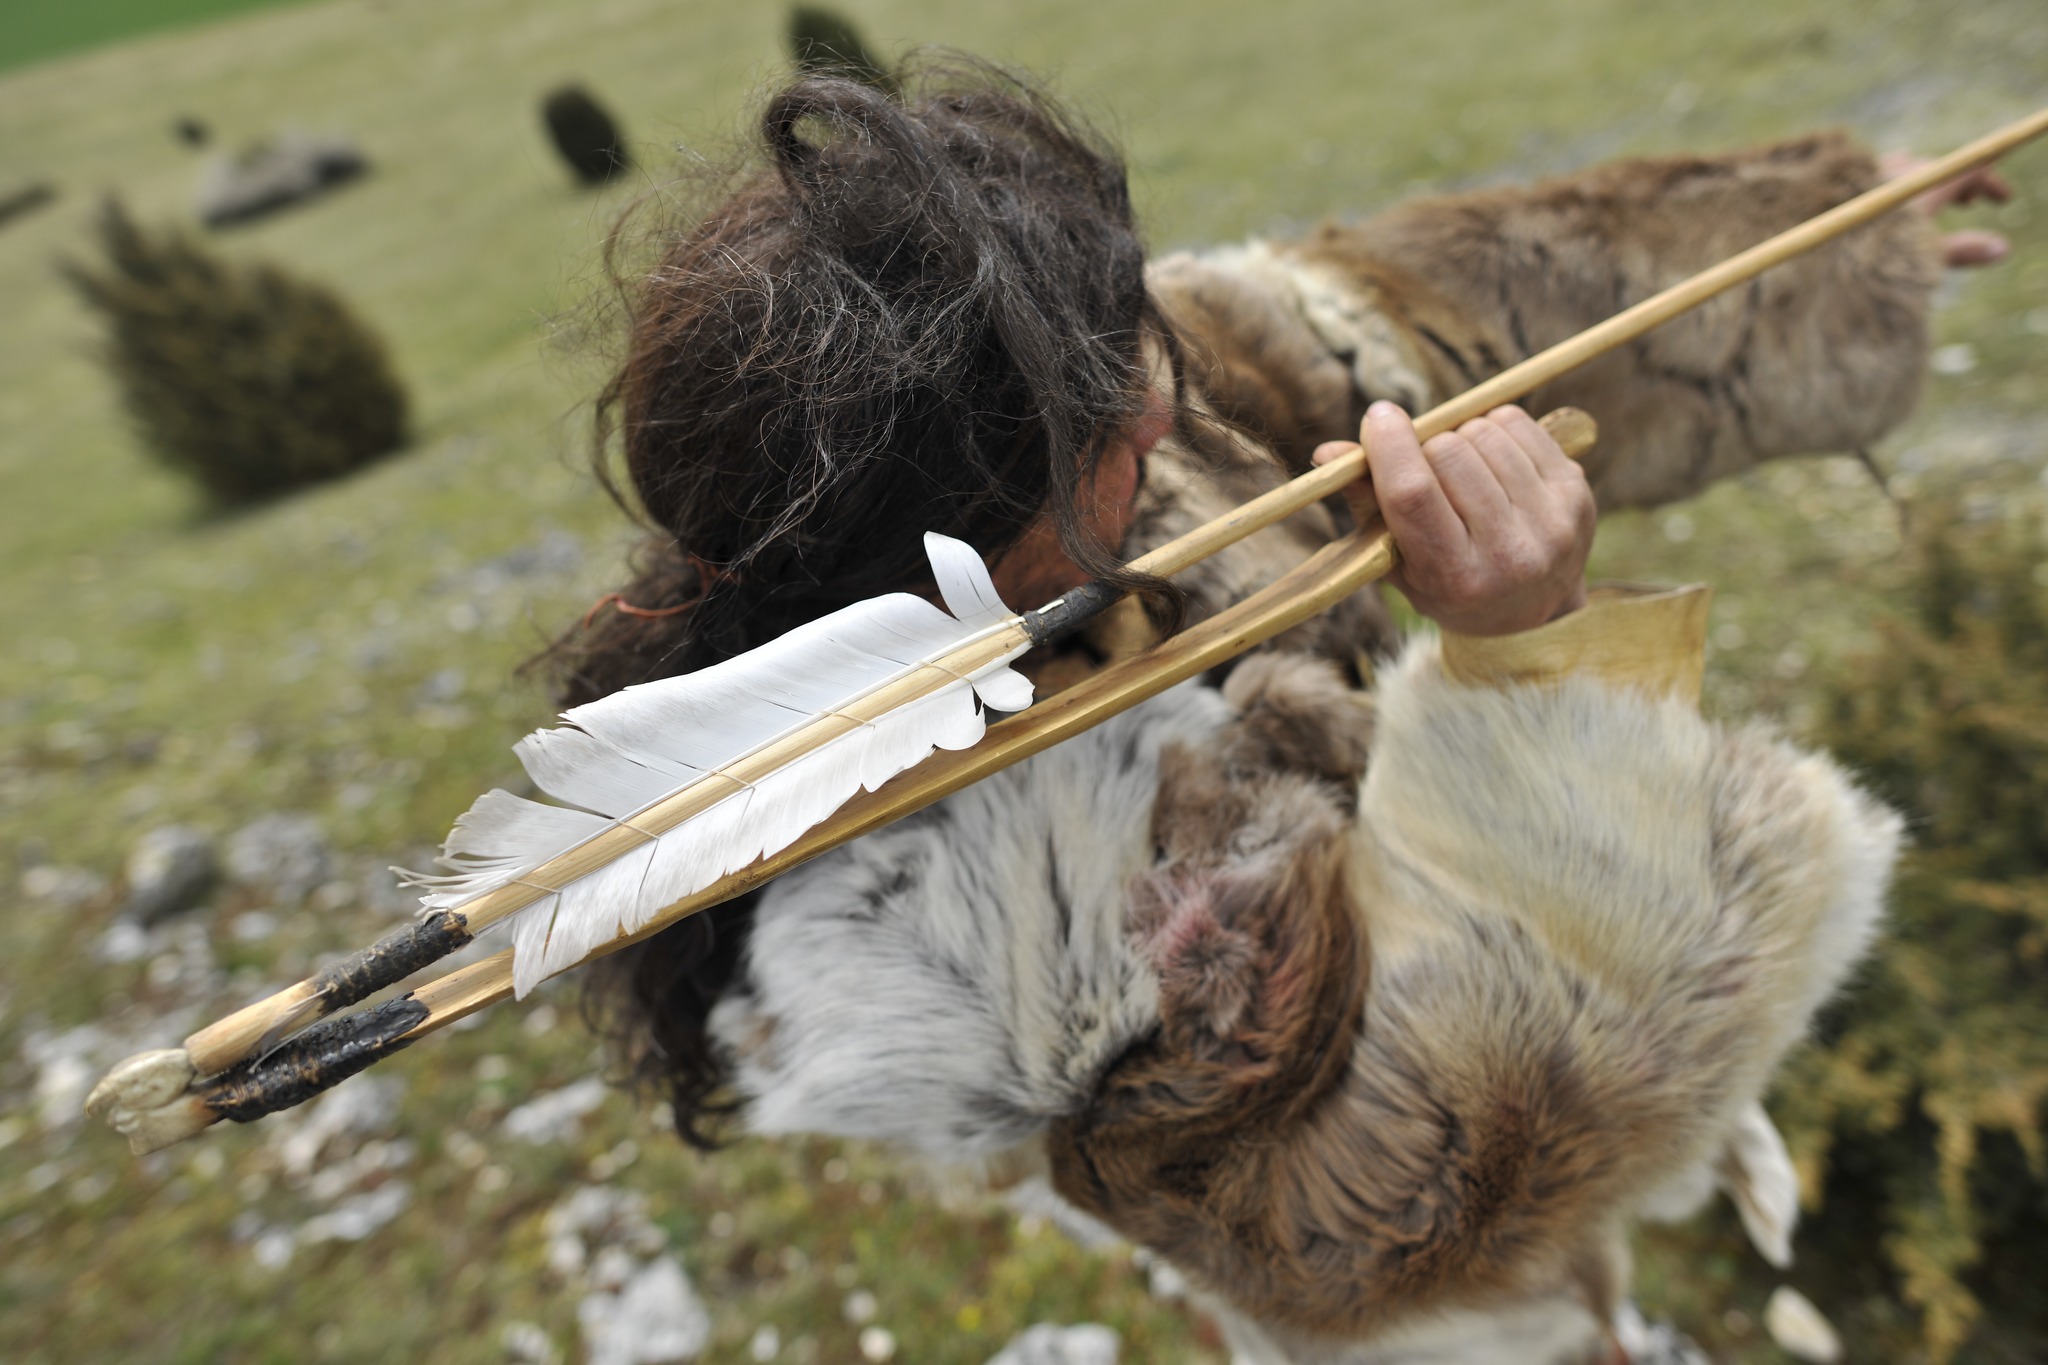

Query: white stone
[544,1184,651,1244]
[502,1320,560,1364]
[543,1183,666,1284]
[25,1024,108,1130]
[231,911,278,942]
[298,1180,411,1244]
[1612,1303,1711,1365]
[1764,1287,1841,1362]
[191,129,368,228]
[1931,342,1977,376]
[1145,1257,1187,1303]
[226,813,332,903]
[21,864,107,906]
[578,1256,710,1365]
[272,1075,404,1177]
[547,1233,587,1279]
[986,1324,1119,1365]
[251,1228,296,1270]
[97,919,152,964]
[121,825,216,926]
[306,1136,414,1202]
[590,1245,638,1292]
[503,1076,608,1144]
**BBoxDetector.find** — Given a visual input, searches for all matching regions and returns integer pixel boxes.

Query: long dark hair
[550,57,1179,1145]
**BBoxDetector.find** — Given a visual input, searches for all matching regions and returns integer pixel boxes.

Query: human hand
[1880,150,2013,268]
[1313,402,1594,637]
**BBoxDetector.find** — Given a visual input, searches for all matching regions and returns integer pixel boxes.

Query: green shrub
[786,6,896,92]
[1775,496,2048,1363]
[0,180,57,230]
[63,198,408,503]
[540,85,630,186]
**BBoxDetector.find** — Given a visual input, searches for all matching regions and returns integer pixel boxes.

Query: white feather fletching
[400,533,1033,996]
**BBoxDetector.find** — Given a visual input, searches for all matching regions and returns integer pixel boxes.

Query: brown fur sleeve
[1050,642,1900,1352]
[1296,133,1941,508]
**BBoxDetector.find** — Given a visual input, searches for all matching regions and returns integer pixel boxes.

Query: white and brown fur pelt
[1104,134,1942,677]
[709,638,1899,1362]
[1147,131,1941,515]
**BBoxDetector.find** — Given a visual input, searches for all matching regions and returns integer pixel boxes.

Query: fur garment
[1114,134,1940,676]
[710,643,1899,1361]
[1151,132,1940,509]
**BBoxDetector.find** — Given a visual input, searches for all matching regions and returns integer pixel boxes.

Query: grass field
[0,0,2044,1361]
[0,0,312,74]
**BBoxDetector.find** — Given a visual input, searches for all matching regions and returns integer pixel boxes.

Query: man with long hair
[549,58,1996,1360]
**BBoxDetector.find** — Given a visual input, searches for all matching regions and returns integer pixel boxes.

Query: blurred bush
[0,180,57,231]
[63,198,408,503]
[786,6,896,91]
[1777,496,2048,1363]
[541,85,631,186]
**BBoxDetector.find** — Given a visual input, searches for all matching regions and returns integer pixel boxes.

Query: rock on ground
[577,1256,710,1365]
[1764,1287,1842,1363]
[985,1324,1120,1365]
[1613,1304,1712,1365]
[298,1181,411,1244]
[503,1076,608,1144]
[121,824,215,925]
[226,812,331,903]
[20,863,107,907]
[23,1024,107,1130]
[502,1320,561,1364]
[543,1184,665,1278]
[271,1075,404,1178]
[193,131,367,227]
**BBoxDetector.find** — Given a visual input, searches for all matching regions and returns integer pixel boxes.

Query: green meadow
[0,0,312,73]
[0,0,2042,1360]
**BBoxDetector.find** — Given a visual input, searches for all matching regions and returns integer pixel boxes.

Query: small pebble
[231,911,276,943]
[502,1320,559,1365]
[1765,1287,1841,1363]
[1930,342,1977,376]
[985,1323,1121,1365]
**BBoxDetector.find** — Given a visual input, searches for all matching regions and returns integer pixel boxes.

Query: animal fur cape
[708,626,1899,1361]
